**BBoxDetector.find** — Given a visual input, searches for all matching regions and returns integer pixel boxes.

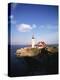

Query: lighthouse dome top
[32,33,35,39]
[32,36,35,39]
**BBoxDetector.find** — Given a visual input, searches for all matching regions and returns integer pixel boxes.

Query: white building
[36,41,46,49]
[32,34,35,48]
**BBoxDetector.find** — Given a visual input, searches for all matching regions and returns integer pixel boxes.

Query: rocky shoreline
[16,46,58,57]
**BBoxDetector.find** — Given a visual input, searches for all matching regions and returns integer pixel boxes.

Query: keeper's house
[36,41,46,49]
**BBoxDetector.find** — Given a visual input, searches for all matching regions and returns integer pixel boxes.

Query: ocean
[8,45,58,77]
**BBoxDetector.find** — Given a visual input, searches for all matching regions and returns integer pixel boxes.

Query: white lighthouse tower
[32,33,35,48]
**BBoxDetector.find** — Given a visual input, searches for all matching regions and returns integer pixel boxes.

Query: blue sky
[8,3,58,45]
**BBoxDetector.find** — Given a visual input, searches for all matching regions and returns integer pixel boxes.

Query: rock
[16,47,40,57]
[47,47,58,54]
[16,46,58,57]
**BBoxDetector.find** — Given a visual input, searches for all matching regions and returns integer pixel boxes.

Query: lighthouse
[32,34,35,48]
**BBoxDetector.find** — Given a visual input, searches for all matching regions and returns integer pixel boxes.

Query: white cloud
[17,24,32,32]
[10,15,14,19]
[39,25,58,30]
[11,20,16,24]
[32,24,37,28]
[9,15,16,24]
[11,3,17,9]
[40,25,44,28]
[47,25,58,30]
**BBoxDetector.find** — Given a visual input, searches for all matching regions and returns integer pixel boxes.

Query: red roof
[36,41,46,48]
[37,41,45,45]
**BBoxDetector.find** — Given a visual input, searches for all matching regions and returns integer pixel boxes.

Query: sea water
[8,45,58,77]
